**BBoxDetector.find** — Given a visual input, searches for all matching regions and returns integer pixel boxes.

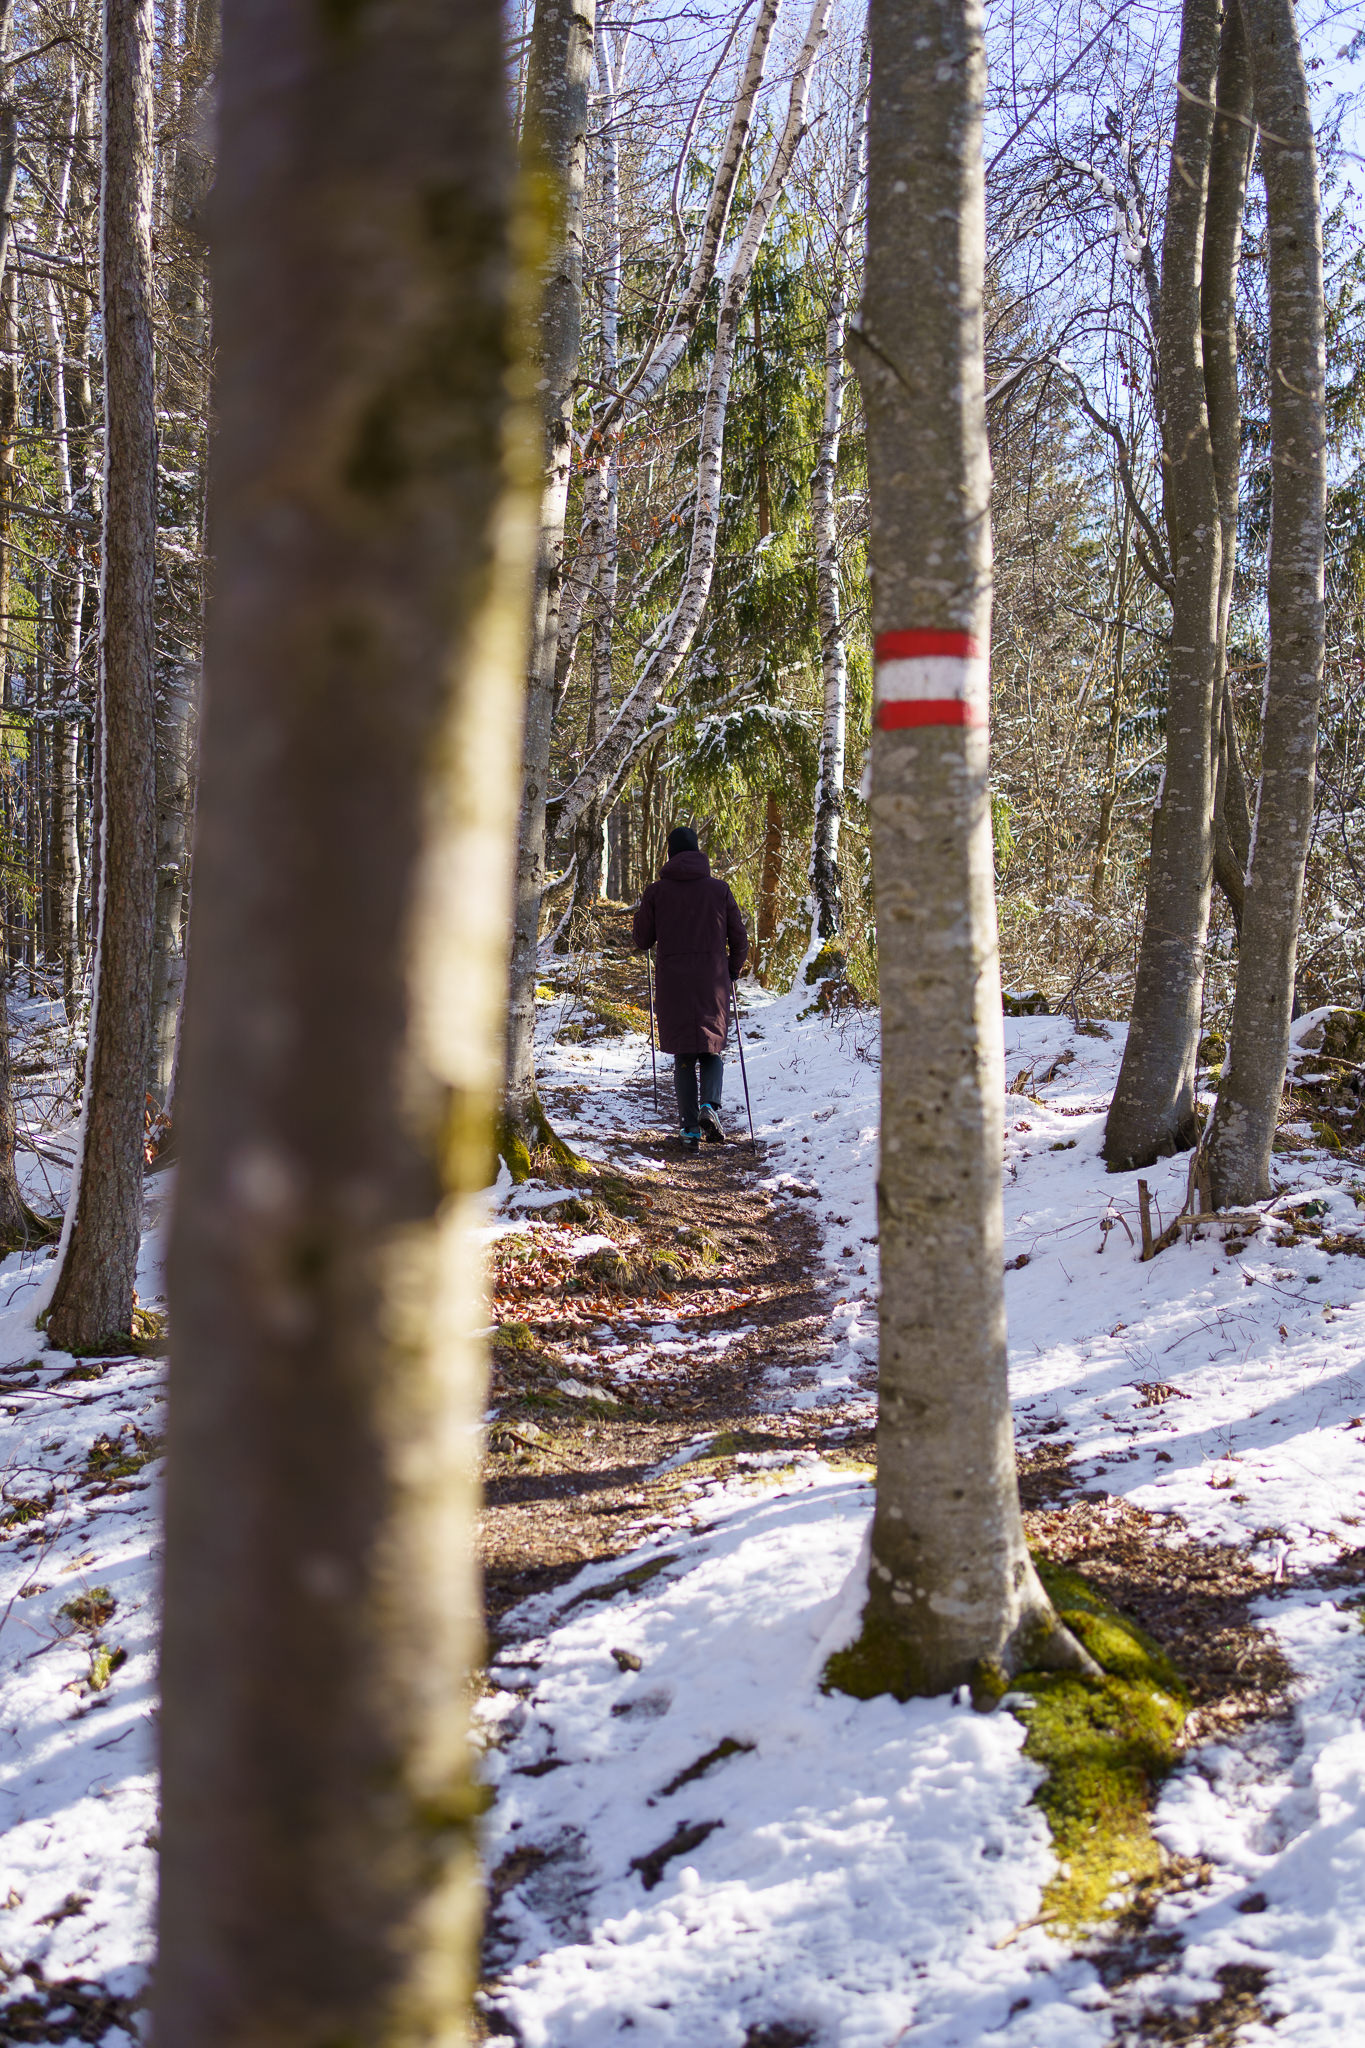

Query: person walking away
[634,826,748,1151]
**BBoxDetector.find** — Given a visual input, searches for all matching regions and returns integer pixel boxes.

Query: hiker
[633,826,748,1152]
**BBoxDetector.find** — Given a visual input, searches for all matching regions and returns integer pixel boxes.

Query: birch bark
[828,0,1090,1698]
[147,0,216,1108]
[503,0,594,1158]
[1102,0,1223,1172]
[598,0,782,434]
[155,1,534,2039]
[46,0,157,1354]
[809,40,867,944]
[0,0,25,1239]
[564,18,627,927]
[44,56,92,1025]
[1206,0,1326,1206]
[552,0,833,843]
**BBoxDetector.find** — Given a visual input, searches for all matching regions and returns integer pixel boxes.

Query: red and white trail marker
[874,629,988,730]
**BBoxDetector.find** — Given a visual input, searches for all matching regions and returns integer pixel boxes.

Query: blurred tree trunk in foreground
[155,0,534,2040]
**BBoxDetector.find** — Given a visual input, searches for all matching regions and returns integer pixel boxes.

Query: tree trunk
[1206,0,1326,1207]
[0,2,20,1219]
[810,43,867,945]
[1102,0,1224,1172]
[756,790,782,982]
[154,1,534,2040]
[148,0,215,1107]
[831,0,1091,1700]
[45,0,158,1355]
[1204,8,1254,934]
[503,0,595,1160]
[43,51,92,1023]
[1091,497,1133,903]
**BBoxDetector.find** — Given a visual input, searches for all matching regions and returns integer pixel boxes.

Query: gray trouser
[673,1053,723,1128]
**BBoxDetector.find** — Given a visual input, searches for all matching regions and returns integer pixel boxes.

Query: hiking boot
[680,1127,701,1153]
[699,1102,726,1144]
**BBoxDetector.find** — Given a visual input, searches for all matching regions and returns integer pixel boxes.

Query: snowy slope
[0,1006,166,2040]
[480,987,1365,2045]
[6,980,1365,2044]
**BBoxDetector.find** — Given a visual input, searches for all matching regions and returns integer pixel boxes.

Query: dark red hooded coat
[633,850,748,1056]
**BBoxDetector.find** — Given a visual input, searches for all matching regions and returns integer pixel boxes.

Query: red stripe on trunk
[876,699,984,730]
[874,629,980,660]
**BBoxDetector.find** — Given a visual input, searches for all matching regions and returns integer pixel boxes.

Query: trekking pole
[730,976,757,1151]
[646,948,659,1116]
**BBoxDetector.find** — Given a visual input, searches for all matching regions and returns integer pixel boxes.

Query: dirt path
[481,908,868,1649]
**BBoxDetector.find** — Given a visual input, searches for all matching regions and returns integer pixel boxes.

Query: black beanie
[667,825,700,857]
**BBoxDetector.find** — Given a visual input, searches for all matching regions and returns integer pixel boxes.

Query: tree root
[499,1092,592,1185]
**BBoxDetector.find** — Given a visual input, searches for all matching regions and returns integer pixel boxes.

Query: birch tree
[503,0,595,1168]
[0,0,25,1238]
[43,51,95,1023]
[155,0,534,2038]
[809,37,866,946]
[45,0,157,1355]
[827,0,1090,1698]
[147,0,216,1109]
[560,13,630,928]
[1206,0,1326,1206]
[551,0,834,848]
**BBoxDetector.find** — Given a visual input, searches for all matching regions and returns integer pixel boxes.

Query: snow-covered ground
[0,996,163,2038]
[480,983,1365,2045]
[7,977,1365,2043]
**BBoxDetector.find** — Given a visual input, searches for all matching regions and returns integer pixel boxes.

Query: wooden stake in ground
[155,1,535,2039]
[831,0,1091,1699]
[46,0,157,1354]
[1207,0,1327,1207]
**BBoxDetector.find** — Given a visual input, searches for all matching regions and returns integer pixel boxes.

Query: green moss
[1014,1560,1188,1933]
[804,939,848,987]
[83,1428,164,1484]
[60,1587,115,1631]
[822,1608,942,1703]
[822,1557,1188,1932]
[585,993,649,1038]
[499,1094,591,1185]
[0,1491,53,1533]
[492,1320,539,1352]
[1311,1119,1344,1153]
[87,1643,127,1692]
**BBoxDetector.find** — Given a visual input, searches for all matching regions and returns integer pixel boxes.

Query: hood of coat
[660,849,712,884]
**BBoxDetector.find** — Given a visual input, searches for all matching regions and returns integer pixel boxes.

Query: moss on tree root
[498,1093,591,1184]
[1014,1559,1188,1932]
[825,1555,1188,1935]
